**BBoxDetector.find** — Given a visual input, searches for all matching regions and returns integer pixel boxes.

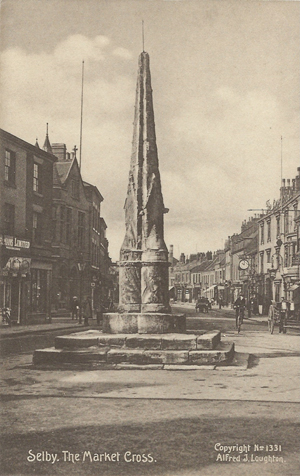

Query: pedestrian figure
[279,297,287,334]
[83,296,92,326]
[234,294,245,328]
[96,300,103,327]
[71,296,79,320]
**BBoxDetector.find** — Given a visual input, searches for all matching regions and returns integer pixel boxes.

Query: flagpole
[79,60,84,171]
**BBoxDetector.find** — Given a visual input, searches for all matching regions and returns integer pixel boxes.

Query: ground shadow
[1,410,299,475]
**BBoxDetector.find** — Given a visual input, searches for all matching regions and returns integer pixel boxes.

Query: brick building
[1,128,112,323]
[0,129,57,323]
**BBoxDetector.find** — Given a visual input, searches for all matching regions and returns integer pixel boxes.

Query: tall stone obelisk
[104,51,185,334]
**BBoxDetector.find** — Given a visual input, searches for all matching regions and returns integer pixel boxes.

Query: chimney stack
[52,143,67,161]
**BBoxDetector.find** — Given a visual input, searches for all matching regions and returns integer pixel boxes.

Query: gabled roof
[83,181,104,202]
[54,160,73,185]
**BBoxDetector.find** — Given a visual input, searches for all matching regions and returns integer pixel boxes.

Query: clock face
[239,259,249,270]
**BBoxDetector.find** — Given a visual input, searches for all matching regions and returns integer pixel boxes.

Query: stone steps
[33,343,234,367]
[54,330,221,351]
[33,330,235,369]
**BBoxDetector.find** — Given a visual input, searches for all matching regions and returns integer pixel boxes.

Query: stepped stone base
[33,329,235,369]
[102,312,186,334]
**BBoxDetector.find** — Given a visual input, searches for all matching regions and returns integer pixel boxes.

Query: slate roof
[53,160,74,185]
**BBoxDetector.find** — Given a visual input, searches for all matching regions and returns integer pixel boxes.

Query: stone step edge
[54,330,221,351]
[33,342,234,366]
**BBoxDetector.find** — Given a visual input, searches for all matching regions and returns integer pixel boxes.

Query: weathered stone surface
[118,51,171,319]
[161,334,197,350]
[196,331,221,350]
[142,350,189,364]
[107,349,146,364]
[137,313,186,334]
[98,335,127,347]
[162,351,189,364]
[164,365,216,371]
[119,259,142,312]
[125,335,162,350]
[55,335,99,349]
[33,347,109,365]
[141,261,170,313]
[103,313,138,334]
[116,363,164,370]
[103,312,186,335]
[189,343,235,365]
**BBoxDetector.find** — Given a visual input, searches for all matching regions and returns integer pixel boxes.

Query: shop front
[1,255,52,325]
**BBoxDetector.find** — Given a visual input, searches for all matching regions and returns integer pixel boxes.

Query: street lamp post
[77,257,85,324]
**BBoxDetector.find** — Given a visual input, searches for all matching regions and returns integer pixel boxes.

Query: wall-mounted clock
[239,259,249,270]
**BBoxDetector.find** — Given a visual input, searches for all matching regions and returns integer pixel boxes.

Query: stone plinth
[102,312,186,334]
[33,330,237,369]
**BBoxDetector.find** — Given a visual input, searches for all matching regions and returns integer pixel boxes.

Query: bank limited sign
[0,235,30,250]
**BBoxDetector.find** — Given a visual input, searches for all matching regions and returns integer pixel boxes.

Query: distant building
[258,168,300,314]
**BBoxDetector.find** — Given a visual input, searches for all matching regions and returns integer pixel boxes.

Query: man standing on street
[82,296,92,326]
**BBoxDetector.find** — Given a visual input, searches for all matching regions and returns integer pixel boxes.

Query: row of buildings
[0,128,111,324]
[169,167,300,316]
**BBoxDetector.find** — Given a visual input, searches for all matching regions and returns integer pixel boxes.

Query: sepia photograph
[0,1,299,475]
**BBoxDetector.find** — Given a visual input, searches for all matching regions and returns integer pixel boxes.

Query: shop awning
[169,286,175,291]
[204,285,216,293]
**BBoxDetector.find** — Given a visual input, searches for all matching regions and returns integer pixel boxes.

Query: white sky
[0,0,299,261]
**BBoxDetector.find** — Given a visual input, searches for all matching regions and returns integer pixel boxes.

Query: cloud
[112,47,133,60]
[54,34,110,66]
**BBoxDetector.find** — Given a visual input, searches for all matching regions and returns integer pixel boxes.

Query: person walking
[96,299,103,327]
[71,296,79,320]
[82,296,92,326]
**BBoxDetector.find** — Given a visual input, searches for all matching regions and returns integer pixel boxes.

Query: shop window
[5,150,16,185]
[32,212,42,244]
[31,269,47,312]
[4,203,15,235]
